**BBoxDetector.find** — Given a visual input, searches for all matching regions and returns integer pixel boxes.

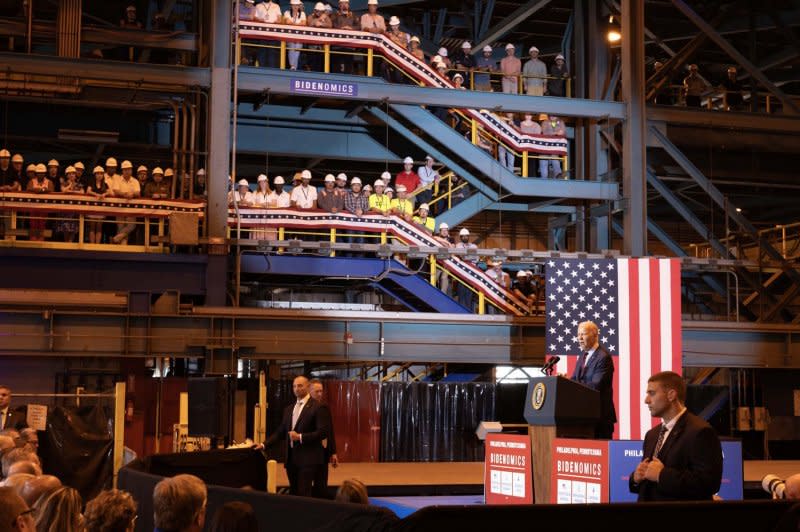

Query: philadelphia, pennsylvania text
[290,79,358,97]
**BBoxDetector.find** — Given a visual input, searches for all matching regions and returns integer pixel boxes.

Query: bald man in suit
[570,321,616,439]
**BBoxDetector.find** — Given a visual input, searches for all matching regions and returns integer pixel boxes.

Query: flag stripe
[637,259,652,439]
[671,259,683,376]
[659,260,674,394]
[617,259,631,440]
[649,259,663,433]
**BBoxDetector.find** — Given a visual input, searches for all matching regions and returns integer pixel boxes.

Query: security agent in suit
[0,386,27,431]
[630,371,723,501]
[309,379,339,499]
[259,376,331,497]
[570,321,616,439]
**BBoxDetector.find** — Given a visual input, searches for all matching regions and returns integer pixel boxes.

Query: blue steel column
[620,0,646,256]
[205,0,233,306]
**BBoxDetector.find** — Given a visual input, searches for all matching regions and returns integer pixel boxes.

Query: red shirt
[395,170,420,192]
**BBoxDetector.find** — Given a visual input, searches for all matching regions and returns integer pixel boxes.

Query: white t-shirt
[290,184,318,208]
[267,190,292,207]
[111,175,141,197]
[254,1,281,23]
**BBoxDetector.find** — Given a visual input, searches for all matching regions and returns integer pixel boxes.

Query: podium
[523,376,600,504]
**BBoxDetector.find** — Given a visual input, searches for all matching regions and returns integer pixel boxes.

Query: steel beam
[620,0,647,256]
[646,105,800,132]
[236,68,626,120]
[670,0,800,114]
[471,0,552,53]
[478,0,496,40]
[0,51,210,88]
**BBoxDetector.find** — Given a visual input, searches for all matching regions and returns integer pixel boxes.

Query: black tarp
[38,404,113,501]
[379,382,494,462]
[130,448,267,491]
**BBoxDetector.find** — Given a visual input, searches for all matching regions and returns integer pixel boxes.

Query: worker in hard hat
[136,165,149,189]
[454,228,478,310]
[56,166,84,243]
[108,160,141,245]
[0,150,21,192]
[389,184,413,221]
[267,176,291,208]
[144,167,170,199]
[193,169,207,199]
[412,203,435,234]
[86,165,111,244]
[46,159,61,191]
[25,164,55,241]
[229,179,254,206]
[368,179,391,215]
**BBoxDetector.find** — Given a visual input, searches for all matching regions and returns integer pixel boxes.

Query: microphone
[541,355,560,375]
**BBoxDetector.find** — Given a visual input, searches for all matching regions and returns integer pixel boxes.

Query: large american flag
[545,257,682,440]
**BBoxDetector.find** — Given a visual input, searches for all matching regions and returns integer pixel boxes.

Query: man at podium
[570,321,616,439]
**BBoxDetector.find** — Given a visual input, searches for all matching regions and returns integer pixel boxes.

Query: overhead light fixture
[607,15,621,43]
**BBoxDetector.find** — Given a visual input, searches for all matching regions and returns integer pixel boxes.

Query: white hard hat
[367,0,378,4]
[314,2,325,10]
[324,174,336,183]
[121,160,133,169]
[432,55,442,64]
[11,154,23,163]
[137,165,147,173]
[505,43,515,50]
[374,179,385,187]
[381,171,391,180]
[290,0,302,4]
[462,41,472,49]
[403,156,414,164]
[48,159,59,167]
[106,157,117,166]
[164,168,174,177]
[419,203,429,211]
[74,161,84,169]
[126,5,136,11]
[26,163,35,172]
[438,47,448,57]
[301,169,312,179]
[325,4,333,11]
[363,184,372,190]
[0,149,9,157]
[385,187,393,193]
[65,165,76,174]
[483,45,492,52]
[529,46,539,53]
[258,174,268,182]
[197,168,206,176]
[93,165,104,174]
[389,16,400,26]
[35,163,46,173]
[556,53,565,60]
[396,184,407,192]
[274,176,285,185]
[238,179,249,187]
[453,73,464,81]
[434,61,446,69]
[439,223,449,230]
[410,36,420,44]
[350,177,362,185]
[152,167,164,175]
[336,172,347,181]
[459,228,470,236]
[517,270,527,278]
[425,155,434,161]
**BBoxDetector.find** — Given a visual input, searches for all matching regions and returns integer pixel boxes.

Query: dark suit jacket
[571,345,617,429]
[2,406,28,431]
[629,410,723,501]
[265,397,331,468]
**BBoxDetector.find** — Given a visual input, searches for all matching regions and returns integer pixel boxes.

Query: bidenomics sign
[290,78,358,97]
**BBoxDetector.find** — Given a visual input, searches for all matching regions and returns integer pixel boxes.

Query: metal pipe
[0,81,82,94]
[26,0,33,53]
[169,100,180,199]
[187,100,197,199]
[232,0,242,247]
[180,99,189,198]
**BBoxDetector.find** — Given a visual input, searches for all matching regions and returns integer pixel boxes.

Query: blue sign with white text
[608,439,743,502]
[290,78,358,97]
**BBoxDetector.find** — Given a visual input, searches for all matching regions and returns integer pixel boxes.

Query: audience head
[153,474,207,532]
[335,479,369,504]
[20,475,61,507]
[555,53,565,64]
[504,43,515,56]
[459,227,470,242]
[0,435,15,454]
[309,379,324,402]
[0,385,11,410]
[646,370,687,419]
[257,174,269,191]
[34,486,84,532]
[292,376,311,400]
[2,449,39,479]
[482,45,492,56]
[395,184,407,198]
[105,157,118,174]
[84,489,137,532]
[3,473,34,495]
[18,429,37,453]
[335,173,347,188]
[402,156,413,171]
[784,473,800,500]
[367,0,378,14]
[208,501,258,532]
[324,174,335,189]
[350,177,362,193]
[0,486,35,531]
[273,175,285,192]
[7,461,41,478]
[529,45,539,58]
[438,222,449,236]
[373,179,385,193]
[385,186,393,199]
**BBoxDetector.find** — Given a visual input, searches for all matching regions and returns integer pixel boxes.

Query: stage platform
[275,460,800,497]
